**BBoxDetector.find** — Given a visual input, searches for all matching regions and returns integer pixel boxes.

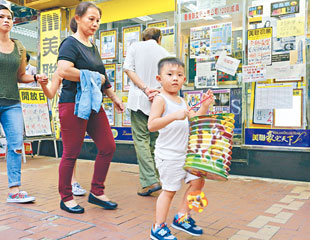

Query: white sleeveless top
[154,93,189,161]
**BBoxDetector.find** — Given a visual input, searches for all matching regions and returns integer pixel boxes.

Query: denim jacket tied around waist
[74,70,102,120]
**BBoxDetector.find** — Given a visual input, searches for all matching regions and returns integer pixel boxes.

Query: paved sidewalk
[0,156,309,240]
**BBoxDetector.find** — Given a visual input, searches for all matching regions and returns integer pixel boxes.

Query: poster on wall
[104,63,116,91]
[183,90,203,112]
[116,64,123,91]
[215,52,240,76]
[210,22,232,57]
[195,62,217,88]
[122,96,131,126]
[271,0,299,17]
[100,29,117,60]
[102,98,115,126]
[277,16,304,38]
[122,71,130,92]
[248,27,272,65]
[217,70,237,85]
[190,26,211,58]
[122,25,141,57]
[211,89,230,113]
[161,26,175,55]
[230,88,242,134]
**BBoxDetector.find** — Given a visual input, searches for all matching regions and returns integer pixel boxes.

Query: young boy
[148,57,214,240]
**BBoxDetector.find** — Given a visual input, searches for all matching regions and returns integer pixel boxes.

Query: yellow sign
[147,20,168,28]
[249,16,263,24]
[97,0,175,24]
[101,30,116,37]
[19,89,47,104]
[122,96,128,102]
[40,9,61,80]
[248,27,272,40]
[105,64,116,71]
[102,98,113,104]
[277,16,305,38]
[124,26,140,34]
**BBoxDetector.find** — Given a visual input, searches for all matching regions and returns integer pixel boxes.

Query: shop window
[244,0,310,148]
[177,0,244,144]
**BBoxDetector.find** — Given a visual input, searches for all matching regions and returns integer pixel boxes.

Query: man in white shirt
[123,28,170,196]
[19,53,38,87]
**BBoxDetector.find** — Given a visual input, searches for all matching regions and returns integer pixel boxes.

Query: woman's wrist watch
[33,74,37,82]
[141,85,147,93]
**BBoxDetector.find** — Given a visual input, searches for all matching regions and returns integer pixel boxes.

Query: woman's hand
[112,96,125,113]
[36,74,49,85]
[101,74,106,86]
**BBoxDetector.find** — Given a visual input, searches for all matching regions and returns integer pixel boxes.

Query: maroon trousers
[58,103,115,202]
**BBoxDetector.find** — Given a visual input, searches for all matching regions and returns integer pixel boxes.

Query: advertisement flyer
[104,63,116,91]
[248,27,272,65]
[122,25,141,57]
[190,26,211,59]
[210,22,232,56]
[100,29,117,60]
[183,90,203,112]
[102,98,115,126]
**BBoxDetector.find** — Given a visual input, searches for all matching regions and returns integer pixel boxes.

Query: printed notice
[255,83,293,109]
[248,27,272,65]
[215,53,240,76]
[277,17,305,38]
[242,65,266,82]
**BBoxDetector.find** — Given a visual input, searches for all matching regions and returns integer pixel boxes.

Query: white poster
[255,83,293,109]
[215,53,240,76]
[242,65,266,82]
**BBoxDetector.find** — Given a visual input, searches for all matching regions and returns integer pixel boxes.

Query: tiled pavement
[0,156,309,240]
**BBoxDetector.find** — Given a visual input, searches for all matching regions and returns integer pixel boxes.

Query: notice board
[19,88,52,137]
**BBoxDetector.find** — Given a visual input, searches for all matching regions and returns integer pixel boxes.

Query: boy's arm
[188,89,215,119]
[148,96,188,132]
[40,70,62,99]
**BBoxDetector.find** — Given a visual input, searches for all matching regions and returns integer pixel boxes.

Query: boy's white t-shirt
[154,93,189,161]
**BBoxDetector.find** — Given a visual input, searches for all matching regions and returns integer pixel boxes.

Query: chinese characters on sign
[40,9,61,80]
[182,4,240,22]
[19,89,52,137]
[245,129,310,147]
[248,27,272,66]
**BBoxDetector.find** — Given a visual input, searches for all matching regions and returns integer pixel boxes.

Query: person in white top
[123,27,170,196]
[19,53,38,87]
[148,57,214,240]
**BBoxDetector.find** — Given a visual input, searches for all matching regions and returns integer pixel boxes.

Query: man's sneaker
[72,182,87,196]
[7,191,35,203]
[150,223,177,240]
[171,214,203,236]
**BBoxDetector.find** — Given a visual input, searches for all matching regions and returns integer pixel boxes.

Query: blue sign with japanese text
[245,128,310,147]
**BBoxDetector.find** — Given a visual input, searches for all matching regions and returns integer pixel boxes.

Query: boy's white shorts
[155,157,200,192]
